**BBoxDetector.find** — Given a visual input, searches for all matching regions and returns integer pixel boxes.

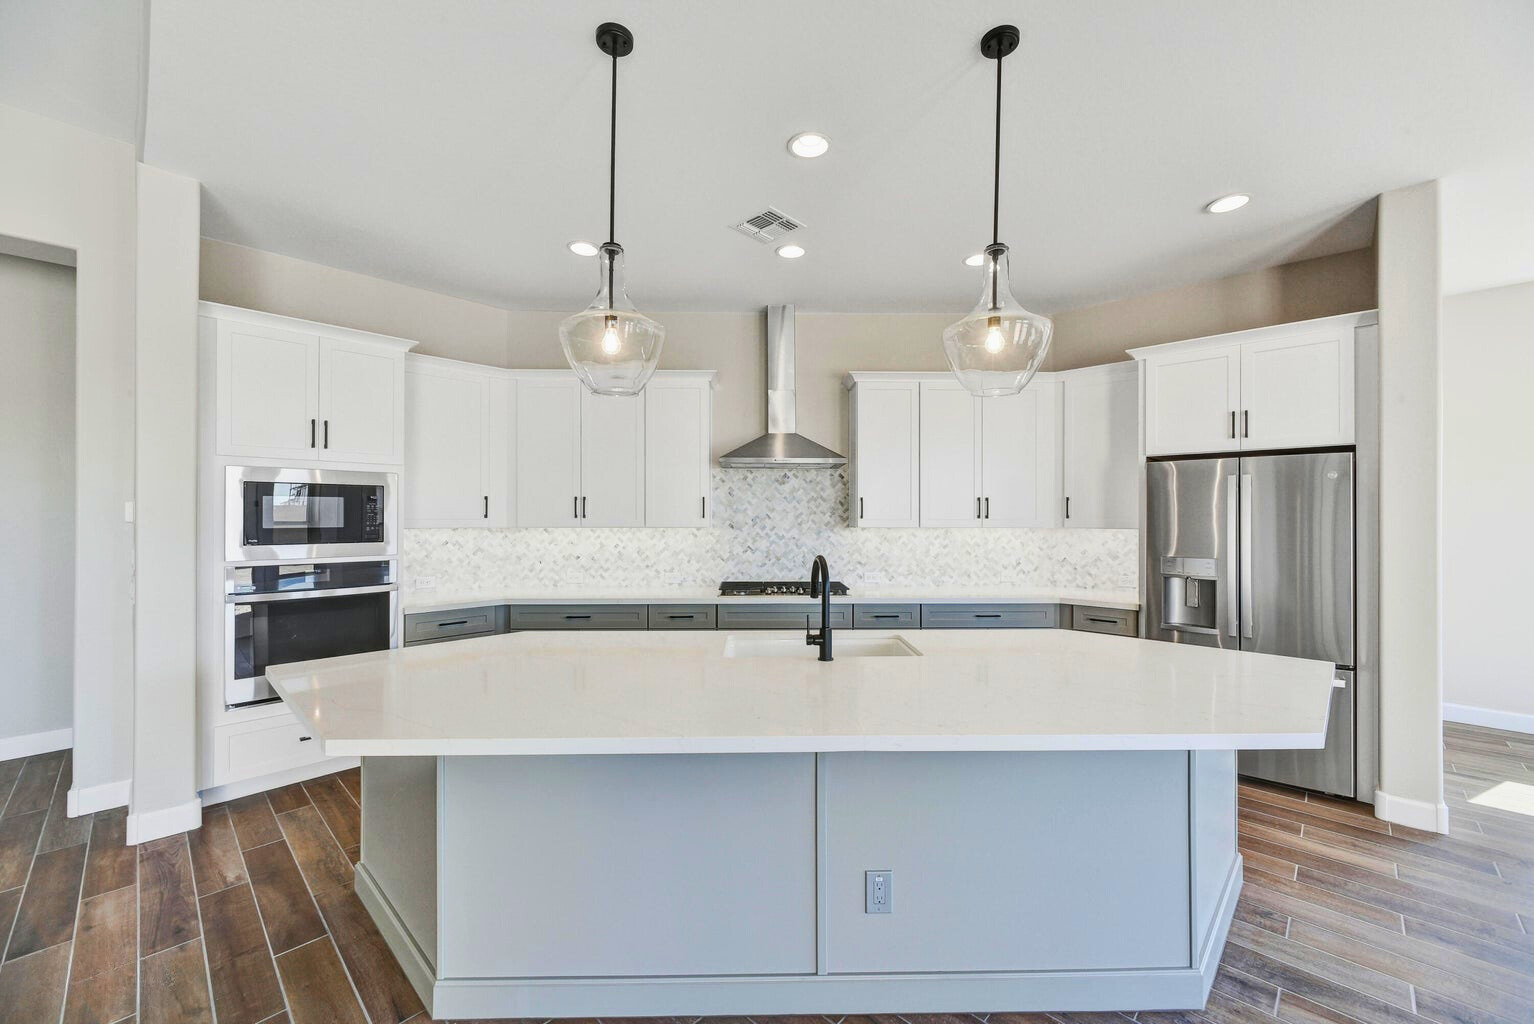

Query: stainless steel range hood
[718,305,847,468]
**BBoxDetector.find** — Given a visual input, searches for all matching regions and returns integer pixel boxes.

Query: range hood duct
[718,305,847,468]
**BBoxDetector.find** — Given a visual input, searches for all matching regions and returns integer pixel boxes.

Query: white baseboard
[0,727,72,761]
[1374,788,1450,834]
[1443,702,1534,736]
[126,796,204,845]
[68,778,131,817]
[199,756,359,808]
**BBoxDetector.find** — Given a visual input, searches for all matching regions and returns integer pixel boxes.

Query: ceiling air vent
[730,207,804,244]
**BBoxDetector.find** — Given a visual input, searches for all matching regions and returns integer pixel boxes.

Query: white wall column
[128,163,203,843]
[1374,180,1448,832]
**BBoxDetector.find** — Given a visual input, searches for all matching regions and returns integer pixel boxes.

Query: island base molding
[355,750,1243,1018]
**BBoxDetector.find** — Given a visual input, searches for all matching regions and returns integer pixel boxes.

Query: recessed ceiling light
[787,132,830,159]
[567,240,598,256]
[1204,193,1251,214]
[776,244,806,259]
[964,253,985,267]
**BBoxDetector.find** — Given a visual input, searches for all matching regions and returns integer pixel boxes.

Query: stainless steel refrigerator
[1144,452,1355,797]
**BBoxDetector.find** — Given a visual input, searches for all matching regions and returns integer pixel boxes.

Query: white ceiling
[0,0,145,146]
[51,1,1534,313]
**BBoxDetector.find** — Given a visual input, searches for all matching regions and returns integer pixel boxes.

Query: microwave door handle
[1226,474,1239,637]
[1240,473,1255,639]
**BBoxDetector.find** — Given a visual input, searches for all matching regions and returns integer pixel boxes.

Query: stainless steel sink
[722,635,922,659]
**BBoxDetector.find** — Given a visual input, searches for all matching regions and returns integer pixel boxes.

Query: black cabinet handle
[1230,411,1236,439]
[563,614,592,620]
[701,496,706,518]
[323,419,329,448]
[573,496,579,519]
[1242,410,1249,438]
[984,496,990,519]
[483,495,489,519]
[1065,496,1071,520]
[298,736,312,742]
[581,496,587,519]
[976,497,981,519]
[859,497,865,519]
[436,620,469,628]
[310,418,317,448]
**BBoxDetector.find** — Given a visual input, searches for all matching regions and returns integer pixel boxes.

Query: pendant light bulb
[943,25,1053,398]
[560,22,665,397]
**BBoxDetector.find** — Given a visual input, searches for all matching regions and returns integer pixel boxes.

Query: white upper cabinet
[1061,362,1139,529]
[216,319,321,460]
[1133,312,1371,458]
[580,390,646,528]
[644,375,713,527]
[848,379,921,528]
[515,375,583,527]
[317,337,405,464]
[208,303,413,465]
[1239,325,1354,449]
[919,382,982,527]
[404,355,510,528]
[1141,344,1242,457]
[981,381,1060,528]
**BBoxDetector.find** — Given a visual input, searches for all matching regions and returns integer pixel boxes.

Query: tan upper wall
[200,238,1377,459]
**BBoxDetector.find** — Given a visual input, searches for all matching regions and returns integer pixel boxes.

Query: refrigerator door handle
[1226,474,1239,636]
[1240,473,1255,639]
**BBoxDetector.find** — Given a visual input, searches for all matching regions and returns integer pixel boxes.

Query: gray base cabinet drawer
[920,603,1060,629]
[853,604,920,629]
[509,604,648,630]
[717,604,853,630]
[405,606,503,645]
[647,604,718,630]
[1071,605,1139,637]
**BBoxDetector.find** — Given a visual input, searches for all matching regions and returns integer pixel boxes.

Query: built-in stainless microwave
[226,466,396,562]
[225,559,398,708]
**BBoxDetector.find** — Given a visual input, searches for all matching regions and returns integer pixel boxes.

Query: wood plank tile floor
[2,721,1532,1024]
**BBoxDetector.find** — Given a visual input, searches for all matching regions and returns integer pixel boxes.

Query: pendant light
[941,24,1053,398]
[559,22,665,396]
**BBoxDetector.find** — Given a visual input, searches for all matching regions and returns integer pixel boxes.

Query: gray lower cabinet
[508,604,649,631]
[1070,605,1139,637]
[852,604,920,628]
[920,603,1060,629]
[404,606,505,646]
[647,604,718,630]
[716,603,854,630]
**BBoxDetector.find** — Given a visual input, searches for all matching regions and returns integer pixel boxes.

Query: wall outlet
[865,870,892,914]
[861,571,888,585]
[412,576,438,590]
[662,572,685,587]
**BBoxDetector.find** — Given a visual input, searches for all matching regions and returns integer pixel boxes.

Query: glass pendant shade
[559,242,665,396]
[942,243,1053,397]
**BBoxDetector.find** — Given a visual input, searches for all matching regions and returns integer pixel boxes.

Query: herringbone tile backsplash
[405,468,1138,594]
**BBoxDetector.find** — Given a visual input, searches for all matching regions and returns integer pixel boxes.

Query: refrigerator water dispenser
[1159,557,1219,633]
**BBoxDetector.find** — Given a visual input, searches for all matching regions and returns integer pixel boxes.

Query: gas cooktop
[719,580,850,597]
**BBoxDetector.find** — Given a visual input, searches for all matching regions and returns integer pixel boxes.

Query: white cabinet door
[216,320,320,460]
[1142,344,1241,457]
[404,359,509,527]
[1062,364,1140,529]
[516,377,583,527]
[580,390,646,527]
[645,377,711,527]
[1240,326,1354,449]
[318,337,405,465]
[850,381,920,528]
[981,381,1060,528]
[919,382,982,528]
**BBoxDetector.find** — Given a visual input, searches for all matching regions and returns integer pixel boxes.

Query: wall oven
[225,559,398,708]
[226,466,396,562]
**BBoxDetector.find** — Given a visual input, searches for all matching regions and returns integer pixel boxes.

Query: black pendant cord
[992,49,1002,248]
[607,50,617,247]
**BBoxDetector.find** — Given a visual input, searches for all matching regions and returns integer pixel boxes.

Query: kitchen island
[266,628,1335,1019]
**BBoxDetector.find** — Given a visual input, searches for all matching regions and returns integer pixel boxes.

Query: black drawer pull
[871,614,901,619]
[435,620,469,628]
[563,614,593,620]
[1086,616,1120,625]
[667,614,696,619]
[298,736,312,742]
[974,613,1003,619]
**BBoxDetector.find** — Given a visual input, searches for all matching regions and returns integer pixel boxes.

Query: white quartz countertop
[266,629,1333,757]
[402,586,1140,613]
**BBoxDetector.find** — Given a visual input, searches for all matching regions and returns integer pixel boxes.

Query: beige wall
[1374,181,1446,830]
[1441,280,1534,727]
[203,239,1377,461]
[1046,248,1377,370]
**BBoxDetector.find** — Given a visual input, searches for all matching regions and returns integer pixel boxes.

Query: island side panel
[821,751,1192,974]
[358,755,439,969]
[435,753,818,979]
[1191,749,1240,965]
